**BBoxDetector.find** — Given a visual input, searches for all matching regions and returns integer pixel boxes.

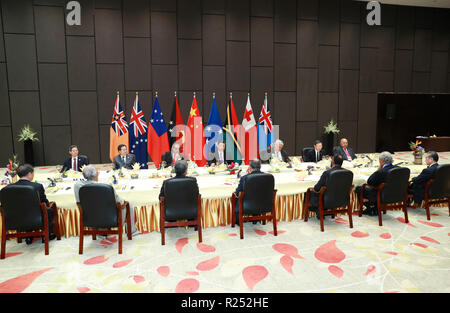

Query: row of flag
[109,91,275,168]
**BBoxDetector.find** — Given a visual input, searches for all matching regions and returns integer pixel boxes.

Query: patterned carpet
[0,205,449,293]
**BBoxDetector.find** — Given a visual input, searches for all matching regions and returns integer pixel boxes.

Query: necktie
[344,148,351,160]
[316,151,319,162]
[73,158,77,171]
[219,151,223,163]
[122,156,126,165]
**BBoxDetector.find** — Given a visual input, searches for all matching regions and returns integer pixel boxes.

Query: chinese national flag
[185,94,207,167]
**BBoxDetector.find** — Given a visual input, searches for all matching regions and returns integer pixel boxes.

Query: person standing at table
[355,151,397,216]
[208,141,231,166]
[306,154,346,219]
[304,140,325,162]
[333,138,357,161]
[113,144,136,170]
[74,165,138,236]
[408,151,439,206]
[12,164,57,244]
[61,145,89,172]
[161,143,185,168]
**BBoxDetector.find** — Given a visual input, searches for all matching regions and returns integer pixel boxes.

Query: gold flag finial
[136,91,138,95]
[117,91,120,95]
[248,92,250,97]
[230,92,232,97]
[174,90,177,96]
[265,91,267,96]
[213,92,216,98]
[155,91,158,97]
[193,91,196,97]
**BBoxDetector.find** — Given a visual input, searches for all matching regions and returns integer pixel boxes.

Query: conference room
[0,0,449,299]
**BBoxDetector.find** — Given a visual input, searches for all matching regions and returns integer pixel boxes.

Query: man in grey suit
[113,144,137,170]
[208,141,231,166]
[74,165,137,235]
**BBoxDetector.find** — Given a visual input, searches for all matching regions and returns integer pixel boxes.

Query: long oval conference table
[1,151,449,237]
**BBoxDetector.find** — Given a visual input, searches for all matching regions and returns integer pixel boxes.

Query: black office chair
[302,147,314,162]
[423,164,450,219]
[304,170,354,232]
[231,173,277,239]
[160,178,202,245]
[1,185,60,259]
[77,184,132,254]
[359,167,410,226]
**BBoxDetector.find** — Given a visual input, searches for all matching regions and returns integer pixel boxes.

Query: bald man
[333,138,357,161]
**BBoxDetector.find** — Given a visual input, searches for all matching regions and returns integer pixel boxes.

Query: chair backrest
[302,147,314,162]
[164,178,199,220]
[322,169,353,209]
[428,164,450,199]
[0,185,43,231]
[79,183,118,228]
[380,167,410,204]
[242,173,275,215]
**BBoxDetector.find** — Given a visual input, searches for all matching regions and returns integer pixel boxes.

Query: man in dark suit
[61,145,89,172]
[304,140,325,162]
[113,144,137,170]
[233,159,270,225]
[159,160,198,201]
[161,143,185,168]
[266,139,291,165]
[307,154,346,219]
[13,164,56,244]
[356,151,397,216]
[408,151,439,205]
[208,141,232,166]
[333,138,357,161]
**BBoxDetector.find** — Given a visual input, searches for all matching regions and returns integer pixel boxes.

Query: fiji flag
[129,93,148,169]
[147,94,170,168]
[205,93,223,155]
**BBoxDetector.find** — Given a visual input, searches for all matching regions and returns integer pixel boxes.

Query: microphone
[47,178,56,187]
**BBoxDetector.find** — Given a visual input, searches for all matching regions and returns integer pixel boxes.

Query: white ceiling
[356,0,450,9]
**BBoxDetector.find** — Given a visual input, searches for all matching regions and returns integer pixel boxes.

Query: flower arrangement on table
[409,140,425,157]
[323,119,340,135]
[226,162,238,175]
[130,163,140,179]
[4,155,20,184]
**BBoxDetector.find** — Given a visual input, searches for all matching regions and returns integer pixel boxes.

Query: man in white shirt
[74,165,137,235]
[61,145,89,172]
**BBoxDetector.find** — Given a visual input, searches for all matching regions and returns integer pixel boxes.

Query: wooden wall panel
[203,15,225,66]
[124,37,152,91]
[95,9,123,64]
[251,17,273,67]
[123,0,150,37]
[4,34,38,91]
[34,6,66,63]
[38,64,70,126]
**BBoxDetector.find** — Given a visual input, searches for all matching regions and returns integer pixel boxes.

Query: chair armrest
[307,187,321,194]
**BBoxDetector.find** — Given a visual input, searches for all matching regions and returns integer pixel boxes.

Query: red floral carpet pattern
[0,206,449,293]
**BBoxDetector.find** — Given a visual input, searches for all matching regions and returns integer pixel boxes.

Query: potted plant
[323,119,340,155]
[409,140,425,165]
[17,125,39,165]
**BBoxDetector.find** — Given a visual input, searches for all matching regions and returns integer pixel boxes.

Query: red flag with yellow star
[185,93,206,167]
